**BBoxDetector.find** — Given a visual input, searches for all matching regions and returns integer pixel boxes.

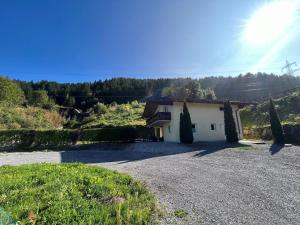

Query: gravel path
[0,142,299,225]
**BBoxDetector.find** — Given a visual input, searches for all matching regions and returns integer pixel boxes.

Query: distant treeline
[17,73,300,110]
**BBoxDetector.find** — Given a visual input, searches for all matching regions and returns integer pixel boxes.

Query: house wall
[157,102,242,142]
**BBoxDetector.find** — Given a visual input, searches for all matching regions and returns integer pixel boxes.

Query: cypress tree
[269,98,284,144]
[224,100,239,143]
[180,102,194,144]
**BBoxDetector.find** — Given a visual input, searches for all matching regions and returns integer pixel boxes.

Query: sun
[243,0,300,47]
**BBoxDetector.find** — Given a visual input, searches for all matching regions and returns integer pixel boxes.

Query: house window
[211,123,216,131]
[219,107,224,111]
[168,125,171,133]
[192,123,196,133]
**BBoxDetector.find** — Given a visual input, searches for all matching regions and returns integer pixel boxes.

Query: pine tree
[224,100,239,143]
[269,98,284,144]
[180,102,193,144]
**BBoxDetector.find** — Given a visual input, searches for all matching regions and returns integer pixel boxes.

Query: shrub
[0,106,64,129]
[180,102,193,144]
[0,76,25,105]
[224,100,238,143]
[0,130,74,149]
[269,98,285,144]
[93,102,108,115]
[80,127,137,143]
[0,126,155,150]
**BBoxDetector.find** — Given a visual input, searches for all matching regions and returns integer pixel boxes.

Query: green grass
[237,146,257,151]
[174,209,188,218]
[0,163,158,225]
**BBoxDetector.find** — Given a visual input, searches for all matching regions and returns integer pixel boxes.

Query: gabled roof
[143,96,255,118]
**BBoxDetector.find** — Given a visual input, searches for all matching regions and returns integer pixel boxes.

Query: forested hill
[16,73,300,110]
[200,73,300,102]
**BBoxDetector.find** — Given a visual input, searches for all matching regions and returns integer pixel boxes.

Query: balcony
[146,112,171,126]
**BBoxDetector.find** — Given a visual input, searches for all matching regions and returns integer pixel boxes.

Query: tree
[31,90,49,106]
[224,100,239,143]
[31,90,55,109]
[180,102,193,144]
[64,95,76,107]
[269,98,285,144]
[0,76,25,105]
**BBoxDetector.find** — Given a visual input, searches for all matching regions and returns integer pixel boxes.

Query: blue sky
[0,0,299,82]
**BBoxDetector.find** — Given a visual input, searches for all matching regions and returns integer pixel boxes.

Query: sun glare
[243,0,300,47]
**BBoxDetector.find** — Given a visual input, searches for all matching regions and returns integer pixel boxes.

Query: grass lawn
[0,163,158,225]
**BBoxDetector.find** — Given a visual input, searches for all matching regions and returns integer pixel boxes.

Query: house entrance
[155,127,164,141]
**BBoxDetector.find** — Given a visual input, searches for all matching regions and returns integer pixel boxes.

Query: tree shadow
[193,141,252,157]
[269,144,284,155]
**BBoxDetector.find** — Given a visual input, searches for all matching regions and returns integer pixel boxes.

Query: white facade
[153,102,243,142]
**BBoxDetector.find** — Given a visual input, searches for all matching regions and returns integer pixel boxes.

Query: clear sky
[0,0,299,82]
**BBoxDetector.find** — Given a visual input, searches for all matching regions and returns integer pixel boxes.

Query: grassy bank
[0,163,158,224]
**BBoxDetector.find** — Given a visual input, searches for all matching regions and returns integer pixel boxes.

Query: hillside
[240,91,300,129]
[0,105,64,129]
[66,101,145,129]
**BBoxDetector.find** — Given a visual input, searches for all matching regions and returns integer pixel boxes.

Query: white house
[143,96,246,142]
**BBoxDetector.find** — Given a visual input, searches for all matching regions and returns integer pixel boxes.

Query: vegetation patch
[0,127,154,150]
[237,146,257,151]
[77,101,146,129]
[0,163,158,224]
[174,209,188,218]
[241,91,300,129]
[0,105,64,129]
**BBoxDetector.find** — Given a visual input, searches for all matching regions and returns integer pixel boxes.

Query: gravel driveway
[0,142,299,225]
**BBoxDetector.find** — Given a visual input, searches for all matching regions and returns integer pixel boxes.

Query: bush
[0,126,155,150]
[93,102,108,115]
[0,106,64,129]
[0,130,74,149]
[224,100,239,143]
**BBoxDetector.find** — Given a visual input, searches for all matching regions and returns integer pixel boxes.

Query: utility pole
[281,60,300,76]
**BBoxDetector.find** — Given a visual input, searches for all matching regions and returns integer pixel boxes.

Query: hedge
[244,123,300,144]
[0,126,154,150]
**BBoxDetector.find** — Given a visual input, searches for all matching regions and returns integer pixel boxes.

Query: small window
[211,123,216,131]
[192,123,196,133]
[168,125,171,133]
[219,107,224,111]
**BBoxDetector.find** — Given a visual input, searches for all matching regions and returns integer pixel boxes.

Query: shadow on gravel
[60,143,198,164]
[193,142,252,157]
[59,142,254,164]
[269,144,284,155]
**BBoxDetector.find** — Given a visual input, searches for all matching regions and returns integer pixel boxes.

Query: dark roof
[143,96,255,118]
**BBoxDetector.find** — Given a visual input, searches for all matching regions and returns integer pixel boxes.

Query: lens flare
[243,0,300,47]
